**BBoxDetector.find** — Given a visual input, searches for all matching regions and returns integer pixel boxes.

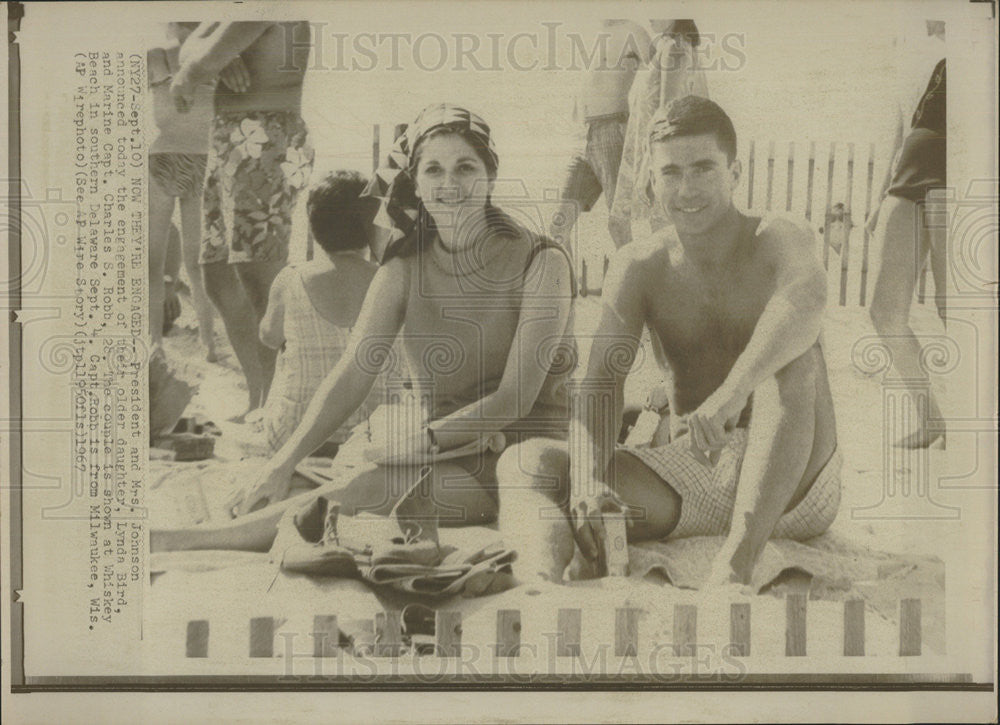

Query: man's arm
[178,22,271,82]
[727,220,826,397]
[689,218,826,458]
[568,248,646,561]
[170,22,271,110]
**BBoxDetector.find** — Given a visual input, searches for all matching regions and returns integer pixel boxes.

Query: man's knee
[496,439,569,498]
[773,349,819,405]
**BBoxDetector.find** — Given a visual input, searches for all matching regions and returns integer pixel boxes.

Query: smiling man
[498,96,841,587]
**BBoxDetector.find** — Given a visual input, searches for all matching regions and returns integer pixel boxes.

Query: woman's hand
[227,462,294,517]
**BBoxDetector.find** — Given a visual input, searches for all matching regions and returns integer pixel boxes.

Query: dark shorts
[886,127,946,204]
[560,117,627,213]
[150,153,208,199]
[200,111,314,265]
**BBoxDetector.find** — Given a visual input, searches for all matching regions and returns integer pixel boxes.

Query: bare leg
[548,199,581,262]
[496,438,681,583]
[235,259,287,406]
[202,260,265,415]
[148,180,175,349]
[608,215,632,249]
[869,194,944,447]
[925,191,948,324]
[719,346,837,582]
[162,225,182,335]
[150,462,498,553]
[178,195,218,361]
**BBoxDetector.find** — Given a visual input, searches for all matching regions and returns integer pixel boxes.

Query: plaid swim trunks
[200,111,314,264]
[622,428,842,540]
[560,115,628,213]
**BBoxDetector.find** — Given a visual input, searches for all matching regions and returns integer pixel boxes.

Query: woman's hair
[408,123,499,179]
[307,170,371,256]
[397,123,511,256]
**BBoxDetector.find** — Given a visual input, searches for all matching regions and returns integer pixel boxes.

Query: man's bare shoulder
[618,228,674,265]
[753,213,818,261]
[604,231,674,301]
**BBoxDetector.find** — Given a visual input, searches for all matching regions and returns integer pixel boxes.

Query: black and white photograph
[2,1,997,723]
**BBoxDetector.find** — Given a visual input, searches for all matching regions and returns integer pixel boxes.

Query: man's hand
[703,537,755,591]
[227,463,294,517]
[569,484,632,572]
[218,56,250,93]
[169,65,199,113]
[687,386,746,466]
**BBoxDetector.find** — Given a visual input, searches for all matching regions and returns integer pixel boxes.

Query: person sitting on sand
[151,103,577,553]
[497,96,841,587]
[259,170,381,458]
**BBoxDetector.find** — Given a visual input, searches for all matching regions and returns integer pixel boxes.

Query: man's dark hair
[307,170,370,255]
[664,19,700,47]
[648,95,737,162]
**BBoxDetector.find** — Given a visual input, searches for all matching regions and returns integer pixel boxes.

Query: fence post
[805,141,816,223]
[860,142,876,305]
[786,142,795,212]
[822,142,836,270]
[839,143,855,306]
[765,140,776,211]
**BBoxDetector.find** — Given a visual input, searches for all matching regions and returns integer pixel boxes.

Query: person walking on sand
[867,20,947,449]
[171,21,314,422]
[498,97,841,588]
[610,19,710,248]
[550,19,653,254]
[148,22,219,362]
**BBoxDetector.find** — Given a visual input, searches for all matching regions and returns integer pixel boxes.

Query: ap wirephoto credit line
[2,1,997,723]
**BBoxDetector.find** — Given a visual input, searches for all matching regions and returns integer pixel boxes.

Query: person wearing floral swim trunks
[172,21,314,420]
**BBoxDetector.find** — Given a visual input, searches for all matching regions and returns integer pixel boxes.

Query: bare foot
[201,335,219,363]
[228,407,258,425]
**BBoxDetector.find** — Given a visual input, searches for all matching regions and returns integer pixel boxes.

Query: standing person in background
[610,19,710,248]
[171,21,314,423]
[148,22,218,361]
[550,19,653,255]
[867,20,946,449]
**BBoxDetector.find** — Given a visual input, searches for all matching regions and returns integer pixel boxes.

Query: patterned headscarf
[362,103,499,262]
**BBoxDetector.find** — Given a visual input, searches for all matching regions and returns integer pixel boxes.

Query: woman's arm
[429,248,574,450]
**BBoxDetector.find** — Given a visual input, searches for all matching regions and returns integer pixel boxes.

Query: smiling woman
[151,103,579,553]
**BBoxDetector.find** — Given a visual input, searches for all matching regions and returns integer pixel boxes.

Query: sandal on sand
[274,468,516,598]
[171,416,222,437]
